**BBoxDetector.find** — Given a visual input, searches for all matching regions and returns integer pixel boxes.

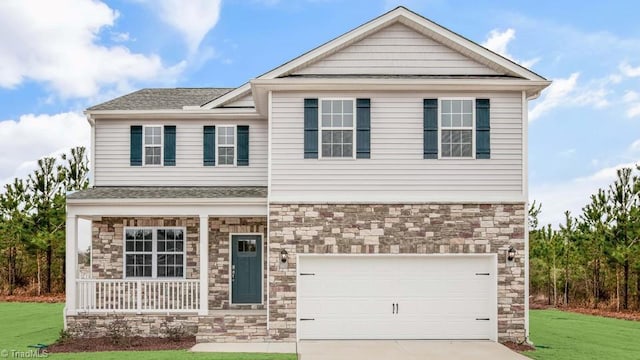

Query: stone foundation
[66,314,199,338]
[196,312,268,342]
[268,203,526,343]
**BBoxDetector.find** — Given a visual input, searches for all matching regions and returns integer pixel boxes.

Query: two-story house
[64,7,550,344]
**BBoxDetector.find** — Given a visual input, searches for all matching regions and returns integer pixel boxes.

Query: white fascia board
[86,108,263,120]
[395,11,546,81]
[66,197,267,206]
[269,193,527,204]
[200,83,253,110]
[67,200,267,218]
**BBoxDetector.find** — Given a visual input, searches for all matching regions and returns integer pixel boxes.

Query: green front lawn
[0,302,295,360]
[526,309,640,359]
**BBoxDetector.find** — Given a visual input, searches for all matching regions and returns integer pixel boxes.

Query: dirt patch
[503,341,535,352]
[48,336,196,353]
[562,307,640,321]
[0,294,65,303]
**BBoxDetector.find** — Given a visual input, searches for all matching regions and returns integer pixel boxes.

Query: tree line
[0,147,89,295]
[529,165,640,311]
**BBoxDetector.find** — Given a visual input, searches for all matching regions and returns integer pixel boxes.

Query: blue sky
[0,0,638,226]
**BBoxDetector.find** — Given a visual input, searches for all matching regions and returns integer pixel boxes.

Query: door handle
[392,303,394,314]
[231,265,236,282]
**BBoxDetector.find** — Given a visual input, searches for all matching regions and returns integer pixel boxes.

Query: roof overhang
[85,108,263,120]
[67,197,268,218]
[204,6,548,110]
[250,77,551,115]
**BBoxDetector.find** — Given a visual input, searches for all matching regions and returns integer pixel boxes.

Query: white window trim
[123,226,187,279]
[143,125,163,166]
[438,97,476,160]
[318,98,357,160]
[216,125,237,167]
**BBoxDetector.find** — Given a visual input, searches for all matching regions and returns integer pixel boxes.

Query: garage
[297,255,497,341]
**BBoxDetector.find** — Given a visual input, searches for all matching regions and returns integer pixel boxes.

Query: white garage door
[298,255,496,340]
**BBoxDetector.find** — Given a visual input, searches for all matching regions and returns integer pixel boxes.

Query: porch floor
[190,342,297,353]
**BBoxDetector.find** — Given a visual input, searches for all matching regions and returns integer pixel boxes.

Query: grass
[526,309,640,360]
[0,302,295,360]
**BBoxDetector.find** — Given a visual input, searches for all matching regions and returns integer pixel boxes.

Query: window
[440,99,473,158]
[124,228,185,278]
[320,99,355,158]
[144,126,162,165]
[217,126,235,165]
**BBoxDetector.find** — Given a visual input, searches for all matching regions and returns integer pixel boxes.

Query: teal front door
[231,235,262,304]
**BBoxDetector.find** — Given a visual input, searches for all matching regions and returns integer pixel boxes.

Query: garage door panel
[298,255,496,340]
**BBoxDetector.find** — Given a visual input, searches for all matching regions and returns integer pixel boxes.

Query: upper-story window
[144,126,162,165]
[320,99,355,158]
[440,99,474,158]
[217,125,236,165]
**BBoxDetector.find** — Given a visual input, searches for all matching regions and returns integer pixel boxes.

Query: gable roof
[203,6,547,109]
[88,88,234,111]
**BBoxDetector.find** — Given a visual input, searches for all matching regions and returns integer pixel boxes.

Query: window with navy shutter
[237,125,249,166]
[163,125,176,166]
[304,98,319,158]
[356,98,371,159]
[423,99,438,159]
[475,99,491,159]
[203,126,215,166]
[130,125,142,166]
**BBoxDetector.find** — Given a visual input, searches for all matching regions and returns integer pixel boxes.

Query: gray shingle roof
[67,186,267,200]
[87,88,235,111]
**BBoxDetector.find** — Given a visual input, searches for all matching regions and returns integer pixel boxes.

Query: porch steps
[196,310,268,343]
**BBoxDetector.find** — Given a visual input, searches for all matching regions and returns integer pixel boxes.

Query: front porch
[64,186,269,341]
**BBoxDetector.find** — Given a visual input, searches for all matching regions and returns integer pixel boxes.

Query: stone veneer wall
[268,203,526,343]
[91,217,199,279]
[208,217,268,310]
[66,314,199,338]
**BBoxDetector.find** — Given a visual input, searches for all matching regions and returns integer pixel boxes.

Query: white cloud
[620,61,640,78]
[529,72,614,121]
[623,90,639,103]
[145,0,222,53]
[627,104,640,118]
[529,72,580,121]
[0,112,90,185]
[482,28,540,68]
[0,0,184,98]
[532,161,638,227]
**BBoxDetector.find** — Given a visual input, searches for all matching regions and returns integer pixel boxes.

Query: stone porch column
[65,214,78,318]
[199,215,209,315]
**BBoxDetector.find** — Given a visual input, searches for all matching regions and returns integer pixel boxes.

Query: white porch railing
[76,279,200,313]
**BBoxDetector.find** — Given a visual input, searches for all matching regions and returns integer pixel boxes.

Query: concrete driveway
[298,340,530,360]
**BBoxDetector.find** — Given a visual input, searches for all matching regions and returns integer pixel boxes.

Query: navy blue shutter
[356,98,371,159]
[476,99,490,159]
[237,125,249,166]
[130,125,142,166]
[203,126,216,166]
[163,125,176,166]
[423,99,438,159]
[304,98,318,159]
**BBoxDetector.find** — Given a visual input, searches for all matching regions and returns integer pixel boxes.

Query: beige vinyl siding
[94,118,267,186]
[223,94,255,108]
[293,23,500,76]
[270,91,523,202]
